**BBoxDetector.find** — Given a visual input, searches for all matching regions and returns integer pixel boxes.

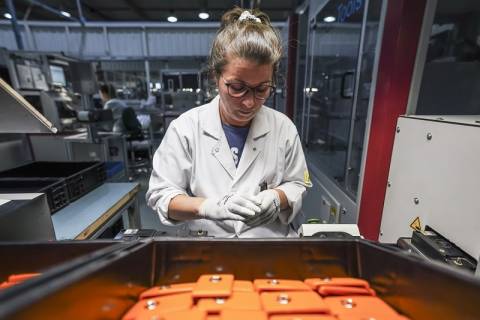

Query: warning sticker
[410,217,422,231]
[304,170,312,186]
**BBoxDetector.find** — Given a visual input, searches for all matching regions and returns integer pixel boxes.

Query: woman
[146,7,312,237]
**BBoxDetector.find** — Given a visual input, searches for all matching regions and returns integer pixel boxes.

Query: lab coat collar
[201,95,271,140]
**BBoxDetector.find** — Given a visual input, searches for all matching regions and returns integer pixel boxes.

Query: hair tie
[238,10,261,23]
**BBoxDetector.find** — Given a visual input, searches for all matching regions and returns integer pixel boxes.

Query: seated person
[99,83,128,132]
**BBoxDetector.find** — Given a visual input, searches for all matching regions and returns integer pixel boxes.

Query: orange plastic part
[122,292,192,320]
[304,278,370,291]
[254,279,311,292]
[160,308,206,320]
[270,315,337,320]
[193,274,234,298]
[324,296,400,319]
[318,286,376,297]
[337,314,411,320]
[197,292,261,313]
[220,309,268,320]
[0,281,16,290]
[260,291,330,315]
[139,282,195,299]
[233,280,254,292]
[7,273,41,283]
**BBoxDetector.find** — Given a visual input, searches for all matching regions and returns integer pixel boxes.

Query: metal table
[52,182,140,240]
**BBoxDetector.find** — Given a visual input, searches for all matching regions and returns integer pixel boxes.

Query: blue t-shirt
[222,123,250,167]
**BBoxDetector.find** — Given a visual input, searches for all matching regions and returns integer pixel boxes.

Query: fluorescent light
[167,15,177,23]
[323,16,336,23]
[4,13,12,19]
[198,12,209,20]
[60,11,71,18]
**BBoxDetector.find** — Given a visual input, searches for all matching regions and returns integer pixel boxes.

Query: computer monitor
[50,65,66,86]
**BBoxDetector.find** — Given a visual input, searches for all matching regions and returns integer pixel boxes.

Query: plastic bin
[0,239,478,320]
[0,178,69,213]
[0,162,107,201]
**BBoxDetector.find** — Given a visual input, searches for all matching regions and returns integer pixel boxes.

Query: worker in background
[146,7,312,237]
[99,83,128,132]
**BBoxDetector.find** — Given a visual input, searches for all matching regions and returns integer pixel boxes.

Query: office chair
[122,107,152,179]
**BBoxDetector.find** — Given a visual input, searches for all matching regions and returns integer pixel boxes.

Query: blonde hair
[209,7,283,82]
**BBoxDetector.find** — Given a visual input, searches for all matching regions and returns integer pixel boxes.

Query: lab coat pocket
[264,146,285,189]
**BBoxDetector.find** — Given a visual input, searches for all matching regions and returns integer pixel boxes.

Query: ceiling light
[167,15,177,23]
[60,11,71,18]
[4,13,12,20]
[198,12,209,20]
[323,16,336,23]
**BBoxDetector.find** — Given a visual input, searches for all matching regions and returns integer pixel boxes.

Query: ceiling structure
[1,0,302,23]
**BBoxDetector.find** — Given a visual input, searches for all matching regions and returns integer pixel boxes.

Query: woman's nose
[242,90,256,108]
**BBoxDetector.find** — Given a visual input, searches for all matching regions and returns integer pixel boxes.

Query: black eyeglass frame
[221,76,276,100]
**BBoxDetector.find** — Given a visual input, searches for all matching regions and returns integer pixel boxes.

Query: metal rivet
[215,265,224,272]
[453,258,464,266]
[277,294,291,305]
[269,279,280,285]
[341,208,347,215]
[215,298,225,304]
[396,126,400,133]
[387,181,391,187]
[414,198,420,205]
[146,300,158,310]
[210,275,222,283]
[341,298,356,309]
[427,133,432,140]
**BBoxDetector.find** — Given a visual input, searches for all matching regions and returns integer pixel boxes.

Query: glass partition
[300,0,383,199]
[415,0,480,115]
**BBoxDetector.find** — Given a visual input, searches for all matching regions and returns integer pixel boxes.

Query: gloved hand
[245,190,281,227]
[198,194,261,221]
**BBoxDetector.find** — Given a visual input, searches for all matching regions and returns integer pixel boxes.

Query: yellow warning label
[304,170,312,185]
[410,217,422,231]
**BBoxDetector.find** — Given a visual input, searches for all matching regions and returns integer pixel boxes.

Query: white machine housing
[380,116,480,261]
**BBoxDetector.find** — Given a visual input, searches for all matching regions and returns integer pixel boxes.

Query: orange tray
[122,292,192,320]
[305,278,370,290]
[197,292,261,313]
[260,291,330,315]
[324,296,400,319]
[193,274,234,298]
[139,282,195,299]
[254,279,311,292]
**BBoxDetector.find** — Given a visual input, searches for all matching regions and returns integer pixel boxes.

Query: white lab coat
[146,96,312,237]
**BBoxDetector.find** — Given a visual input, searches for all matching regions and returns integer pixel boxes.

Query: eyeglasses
[222,76,275,100]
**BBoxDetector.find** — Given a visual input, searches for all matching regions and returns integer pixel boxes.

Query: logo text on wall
[337,0,364,23]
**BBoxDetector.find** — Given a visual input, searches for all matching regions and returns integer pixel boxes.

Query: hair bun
[220,6,271,29]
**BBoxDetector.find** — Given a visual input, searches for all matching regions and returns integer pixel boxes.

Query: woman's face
[218,56,273,127]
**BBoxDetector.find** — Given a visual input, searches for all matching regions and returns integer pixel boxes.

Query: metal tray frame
[0,239,478,320]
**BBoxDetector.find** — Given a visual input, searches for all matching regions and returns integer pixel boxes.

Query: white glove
[198,194,261,221]
[245,190,281,227]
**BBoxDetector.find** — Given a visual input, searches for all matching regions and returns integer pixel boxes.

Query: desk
[52,182,140,240]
